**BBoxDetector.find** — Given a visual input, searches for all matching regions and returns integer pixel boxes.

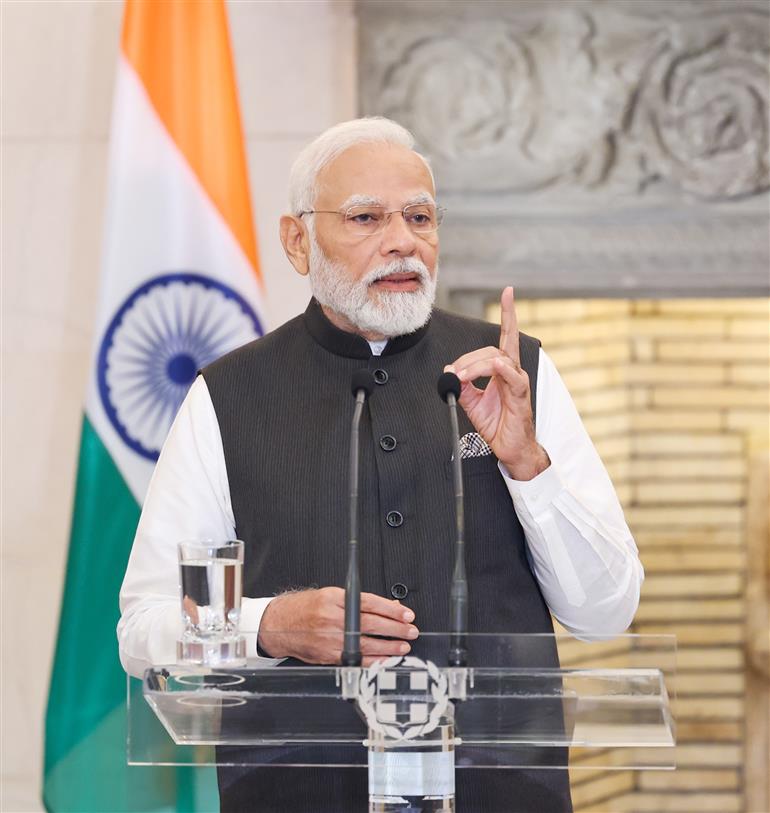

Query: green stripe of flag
[45,416,140,771]
[43,416,218,812]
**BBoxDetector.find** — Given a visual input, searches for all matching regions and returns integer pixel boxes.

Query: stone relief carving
[629,14,769,199]
[376,12,626,193]
[361,1,769,201]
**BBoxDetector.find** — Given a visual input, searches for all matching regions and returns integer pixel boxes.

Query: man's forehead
[315,142,435,205]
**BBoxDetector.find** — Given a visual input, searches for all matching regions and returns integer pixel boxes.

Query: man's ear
[280,215,310,277]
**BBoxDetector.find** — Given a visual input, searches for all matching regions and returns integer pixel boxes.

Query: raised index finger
[499,286,520,365]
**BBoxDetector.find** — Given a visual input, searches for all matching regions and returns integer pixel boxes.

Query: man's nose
[379,211,417,255]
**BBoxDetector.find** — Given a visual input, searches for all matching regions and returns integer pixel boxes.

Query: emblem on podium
[358,655,450,742]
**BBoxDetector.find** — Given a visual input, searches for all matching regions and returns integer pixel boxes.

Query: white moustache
[365,258,430,286]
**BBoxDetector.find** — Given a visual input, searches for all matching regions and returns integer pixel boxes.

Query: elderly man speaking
[119,118,643,812]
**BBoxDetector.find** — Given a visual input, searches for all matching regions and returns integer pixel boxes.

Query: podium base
[368,719,456,813]
[370,796,453,812]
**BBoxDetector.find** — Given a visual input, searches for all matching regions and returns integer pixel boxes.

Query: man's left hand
[445,286,550,481]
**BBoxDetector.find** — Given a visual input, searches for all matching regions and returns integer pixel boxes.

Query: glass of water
[177,539,246,666]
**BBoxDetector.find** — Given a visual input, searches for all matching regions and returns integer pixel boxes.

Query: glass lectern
[128,631,675,812]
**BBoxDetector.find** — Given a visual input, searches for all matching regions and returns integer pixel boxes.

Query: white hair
[288,117,434,215]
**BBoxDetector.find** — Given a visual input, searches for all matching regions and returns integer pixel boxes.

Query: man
[119,117,643,812]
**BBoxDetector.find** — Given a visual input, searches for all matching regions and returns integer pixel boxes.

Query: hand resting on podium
[257,586,419,666]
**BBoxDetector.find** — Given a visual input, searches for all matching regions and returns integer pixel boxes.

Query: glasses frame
[299,203,446,237]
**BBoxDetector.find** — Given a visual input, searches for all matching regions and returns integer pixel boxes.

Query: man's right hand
[257,587,419,666]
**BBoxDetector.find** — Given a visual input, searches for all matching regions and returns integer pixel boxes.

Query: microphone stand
[341,370,374,671]
[437,372,468,669]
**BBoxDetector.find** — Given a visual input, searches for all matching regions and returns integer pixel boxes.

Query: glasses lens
[342,204,443,235]
[403,203,439,232]
[344,205,386,235]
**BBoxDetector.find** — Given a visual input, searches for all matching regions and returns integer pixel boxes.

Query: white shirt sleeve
[117,376,281,678]
[500,348,644,638]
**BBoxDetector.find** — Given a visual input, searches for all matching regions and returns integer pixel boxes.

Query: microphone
[437,371,468,668]
[341,369,375,667]
[437,371,461,403]
[351,368,375,400]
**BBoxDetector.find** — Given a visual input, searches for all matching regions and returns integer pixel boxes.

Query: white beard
[307,233,437,338]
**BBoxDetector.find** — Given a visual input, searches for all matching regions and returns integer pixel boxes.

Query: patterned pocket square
[458,432,493,459]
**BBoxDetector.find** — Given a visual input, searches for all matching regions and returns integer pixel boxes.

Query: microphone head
[351,369,375,399]
[437,371,461,402]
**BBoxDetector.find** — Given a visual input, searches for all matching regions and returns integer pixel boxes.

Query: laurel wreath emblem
[357,655,449,742]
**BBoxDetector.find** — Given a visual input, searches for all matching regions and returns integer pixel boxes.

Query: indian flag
[43,1,263,810]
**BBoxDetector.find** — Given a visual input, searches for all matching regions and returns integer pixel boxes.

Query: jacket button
[386,510,403,528]
[380,435,397,452]
[373,369,389,385]
[391,583,408,600]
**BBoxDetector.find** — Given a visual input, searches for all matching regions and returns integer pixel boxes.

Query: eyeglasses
[299,203,446,237]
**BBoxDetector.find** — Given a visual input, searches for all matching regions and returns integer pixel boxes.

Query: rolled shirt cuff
[498,457,564,518]
[240,596,285,665]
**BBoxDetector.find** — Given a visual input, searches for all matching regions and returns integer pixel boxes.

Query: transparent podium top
[128,632,676,770]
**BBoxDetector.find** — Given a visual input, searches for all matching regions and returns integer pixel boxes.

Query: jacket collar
[302,298,431,359]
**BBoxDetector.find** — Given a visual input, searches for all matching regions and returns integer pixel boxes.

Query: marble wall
[0,2,356,808]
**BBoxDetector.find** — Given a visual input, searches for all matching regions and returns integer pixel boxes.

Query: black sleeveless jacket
[202,299,572,812]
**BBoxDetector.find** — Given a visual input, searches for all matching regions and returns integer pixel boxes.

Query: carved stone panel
[357,0,770,300]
